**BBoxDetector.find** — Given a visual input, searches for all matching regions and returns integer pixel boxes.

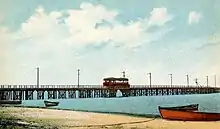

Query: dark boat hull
[159,104,199,111]
[159,107,220,121]
[44,101,59,107]
[0,100,22,105]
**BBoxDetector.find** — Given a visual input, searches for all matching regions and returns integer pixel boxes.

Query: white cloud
[21,6,64,39]
[188,11,202,25]
[148,7,173,27]
[65,3,172,48]
[2,2,175,85]
[20,3,150,49]
[16,2,173,56]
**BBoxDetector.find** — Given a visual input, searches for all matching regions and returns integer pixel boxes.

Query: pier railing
[0,84,218,89]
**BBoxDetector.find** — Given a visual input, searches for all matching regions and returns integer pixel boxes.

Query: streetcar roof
[103,77,129,81]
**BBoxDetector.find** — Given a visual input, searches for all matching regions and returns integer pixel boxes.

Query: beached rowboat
[44,100,59,107]
[158,106,220,121]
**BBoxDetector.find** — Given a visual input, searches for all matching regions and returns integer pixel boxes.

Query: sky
[0,0,220,86]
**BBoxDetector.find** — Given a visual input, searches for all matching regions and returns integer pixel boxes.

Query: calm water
[22,93,220,115]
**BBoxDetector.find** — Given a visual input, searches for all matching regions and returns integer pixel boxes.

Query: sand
[2,107,220,129]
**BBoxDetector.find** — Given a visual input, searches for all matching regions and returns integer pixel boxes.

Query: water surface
[22,93,220,115]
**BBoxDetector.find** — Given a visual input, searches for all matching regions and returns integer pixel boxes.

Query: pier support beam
[37,91,45,100]
[109,90,116,97]
[25,91,34,100]
[68,90,76,98]
[58,90,66,99]
[13,91,22,100]
[121,89,130,97]
[48,91,57,99]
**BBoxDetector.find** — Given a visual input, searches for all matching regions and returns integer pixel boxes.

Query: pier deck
[0,85,219,101]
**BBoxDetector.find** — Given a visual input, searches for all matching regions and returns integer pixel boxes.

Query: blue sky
[0,0,219,86]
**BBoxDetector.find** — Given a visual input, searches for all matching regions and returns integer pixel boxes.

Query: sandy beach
[1,107,220,129]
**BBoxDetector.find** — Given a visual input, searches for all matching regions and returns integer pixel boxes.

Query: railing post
[186,74,189,87]
[77,69,80,88]
[147,73,151,88]
[206,76,209,87]
[122,71,125,78]
[36,67,40,88]
[214,75,216,87]
[169,74,172,87]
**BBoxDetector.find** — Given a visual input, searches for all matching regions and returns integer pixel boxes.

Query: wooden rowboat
[159,104,199,111]
[158,106,220,121]
[44,100,59,107]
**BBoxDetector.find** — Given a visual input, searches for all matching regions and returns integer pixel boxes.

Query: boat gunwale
[158,104,199,110]
[158,106,220,115]
[158,104,198,108]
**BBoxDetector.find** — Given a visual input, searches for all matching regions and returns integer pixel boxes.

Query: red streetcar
[103,77,130,88]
